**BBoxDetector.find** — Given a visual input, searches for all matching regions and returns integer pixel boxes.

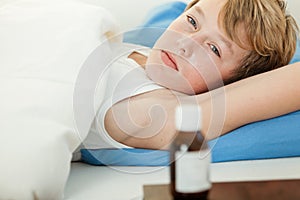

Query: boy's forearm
[198,62,300,139]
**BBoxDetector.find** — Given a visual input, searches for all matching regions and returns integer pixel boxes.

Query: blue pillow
[80,1,300,166]
[209,110,300,162]
[81,148,170,166]
[290,39,300,64]
[123,1,186,48]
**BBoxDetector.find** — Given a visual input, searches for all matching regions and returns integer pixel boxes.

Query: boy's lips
[161,50,178,71]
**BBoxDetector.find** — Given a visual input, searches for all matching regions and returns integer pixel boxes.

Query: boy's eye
[210,44,220,57]
[187,15,197,30]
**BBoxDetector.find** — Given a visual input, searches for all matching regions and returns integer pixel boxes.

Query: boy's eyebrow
[219,35,233,54]
[195,5,205,19]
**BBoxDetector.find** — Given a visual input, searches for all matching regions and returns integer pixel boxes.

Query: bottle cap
[175,105,202,132]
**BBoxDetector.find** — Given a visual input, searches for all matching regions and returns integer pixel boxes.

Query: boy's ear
[185,0,199,11]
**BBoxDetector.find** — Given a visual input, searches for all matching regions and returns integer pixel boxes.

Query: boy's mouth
[161,50,178,71]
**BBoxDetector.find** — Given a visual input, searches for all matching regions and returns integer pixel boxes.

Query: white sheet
[65,157,300,200]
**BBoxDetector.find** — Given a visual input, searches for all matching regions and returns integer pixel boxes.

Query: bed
[0,0,299,199]
[65,0,300,199]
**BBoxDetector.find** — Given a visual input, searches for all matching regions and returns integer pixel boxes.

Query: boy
[82,0,298,152]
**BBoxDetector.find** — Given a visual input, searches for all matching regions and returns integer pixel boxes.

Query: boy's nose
[176,32,205,57]
[176,37,193,57]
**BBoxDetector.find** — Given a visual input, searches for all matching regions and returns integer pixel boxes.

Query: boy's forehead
[195,0,227,7]
[193,0,228,20]
[192,0,230,32]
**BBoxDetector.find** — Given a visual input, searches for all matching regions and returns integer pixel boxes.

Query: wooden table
[143,179,300,200]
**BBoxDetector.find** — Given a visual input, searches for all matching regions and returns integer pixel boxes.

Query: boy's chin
[151,77,197,95]
[158,80,208,95]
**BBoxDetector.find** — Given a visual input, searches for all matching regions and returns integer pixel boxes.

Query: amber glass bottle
[170,105,211,200]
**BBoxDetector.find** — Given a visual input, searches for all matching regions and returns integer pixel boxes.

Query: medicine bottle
[170,105,211,200]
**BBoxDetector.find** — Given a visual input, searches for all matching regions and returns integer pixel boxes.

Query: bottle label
[175,149,211,193]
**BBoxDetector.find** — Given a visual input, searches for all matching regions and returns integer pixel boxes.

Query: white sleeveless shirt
[73,43,163,159]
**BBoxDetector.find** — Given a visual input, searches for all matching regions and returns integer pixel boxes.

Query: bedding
[0,0,120,199]
[80,1,300,166]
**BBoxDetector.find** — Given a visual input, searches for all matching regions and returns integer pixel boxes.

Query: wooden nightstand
[144,179,300,200]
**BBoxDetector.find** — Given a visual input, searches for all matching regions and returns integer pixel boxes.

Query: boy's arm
[209,62,300,139]
[104,89,180,150]
[105,62,300,149]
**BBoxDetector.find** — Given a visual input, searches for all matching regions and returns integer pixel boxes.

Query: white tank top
[76,43,163,156]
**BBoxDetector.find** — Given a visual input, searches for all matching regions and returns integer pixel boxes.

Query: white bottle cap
[175,105,202,132]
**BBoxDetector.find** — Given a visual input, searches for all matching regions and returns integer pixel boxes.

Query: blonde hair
[186,0,299,84]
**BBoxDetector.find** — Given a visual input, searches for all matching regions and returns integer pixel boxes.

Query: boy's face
[146,0,250,94]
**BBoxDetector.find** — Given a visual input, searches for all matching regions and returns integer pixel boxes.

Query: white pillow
[0,0,119,199]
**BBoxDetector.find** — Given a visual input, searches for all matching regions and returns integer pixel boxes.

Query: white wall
[1,0,298,28]
[85,0,299,31]
[287,0,300,26]
[81,0,189,30]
